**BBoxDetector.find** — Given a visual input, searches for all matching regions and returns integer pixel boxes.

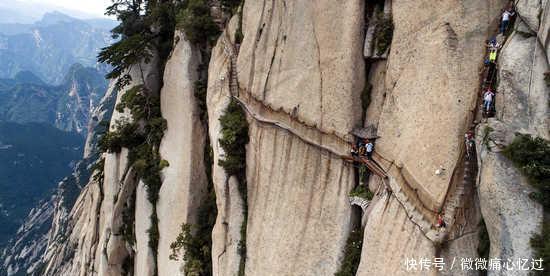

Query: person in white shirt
[483,90,495,112]
[365,140,374,159]
[500,9,515,34]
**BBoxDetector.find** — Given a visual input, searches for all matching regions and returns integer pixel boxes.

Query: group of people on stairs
[350,138,374,160]
[439,3,517,230]
[344,2,517,234]
[482,4,516,117]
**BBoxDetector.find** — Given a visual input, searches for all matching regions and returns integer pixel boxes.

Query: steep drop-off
[20,1,549,276]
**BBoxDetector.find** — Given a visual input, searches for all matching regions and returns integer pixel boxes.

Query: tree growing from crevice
[219,99,249,275]
[167,1,246,274]
[96,1,183,274]
[374,12,393,56]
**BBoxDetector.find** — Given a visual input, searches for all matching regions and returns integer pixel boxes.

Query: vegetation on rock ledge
[219,99,249,275]
[374,12,394,56]
[349,184,374,201]
[503,134,550,207]
[503,133,549,274]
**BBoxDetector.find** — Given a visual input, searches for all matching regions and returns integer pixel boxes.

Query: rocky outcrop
[156,30,206,275]
[476,0,549,273]
[10,1,548,275]
[0,199,54,276]
[0,79,116,276]
[207,17,246,276]
[210,1,366,275]
[477,124,543,274]
[374,0,507,209]
[237,0,365,138]
[357,0,507,274]
[33,28,209,275]
[36,60,160,275]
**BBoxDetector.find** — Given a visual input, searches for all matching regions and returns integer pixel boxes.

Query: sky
[18,0,113,18]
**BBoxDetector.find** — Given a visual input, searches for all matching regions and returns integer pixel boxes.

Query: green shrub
[169,171,217,276]
[98,119,142,153]
[221,0,241,13]
[374,13,394,56]
[148,211,160,258]
[334,229,364,276]
[99,1,182,89]
[194,80,208,122]
[358,165,370,186]
[349,185,374,201]
[219,99,249,274]
[238,215,247,276]
[219,99,249,179]
[502,134,550,207]
[171,116,218,275]
[177,0,220,45]
[503,134,550,273]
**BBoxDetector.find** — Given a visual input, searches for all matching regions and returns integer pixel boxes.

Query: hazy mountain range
[0,11,116,84]
[0,9,115,271]
[0,0,110,24]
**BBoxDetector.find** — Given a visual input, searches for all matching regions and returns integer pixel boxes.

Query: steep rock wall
[356,194,434,275]
[357,0,507,274]
[207,0,365,274]
[374,0,507,209]
[476,1,549,273]
[245,122,355,275]
[156,30,206,275]
[207,18,246,276]
[93,58,160,275]
[237,0,365,138]
[35,28,207,276]
[235,0,365,275]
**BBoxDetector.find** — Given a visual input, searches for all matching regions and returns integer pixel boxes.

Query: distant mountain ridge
[0,65,107,135]
[0,0,110,24]
[0,11,115,84]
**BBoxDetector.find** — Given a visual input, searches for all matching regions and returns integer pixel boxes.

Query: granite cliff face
[476,0,549,274]
[18,0,548,275]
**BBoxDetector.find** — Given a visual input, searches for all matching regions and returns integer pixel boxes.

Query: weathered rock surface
[475,1,549,273]
[375,0,507,209]
[357,194,435,275]
[11,1,549,275]
[135,180,156,276]
[156,30,206,276]
[207,18,246,276]
[91,57,160,275]
[477,126,543,275]
[218,1,365,275]
[244,122,355,276]
[237,0,365,138]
